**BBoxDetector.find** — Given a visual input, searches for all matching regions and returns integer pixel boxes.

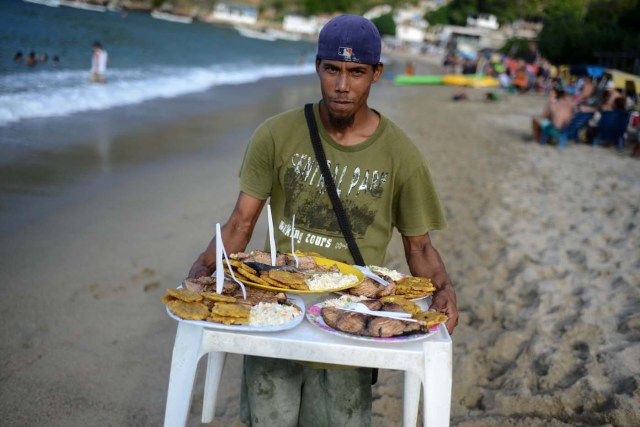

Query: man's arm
[402,233,458,334]
[188,192,266,278]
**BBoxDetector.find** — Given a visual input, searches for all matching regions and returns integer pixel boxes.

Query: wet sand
[0,77,639,426]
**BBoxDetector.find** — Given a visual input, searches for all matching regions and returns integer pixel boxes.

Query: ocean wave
[0,62,316,126]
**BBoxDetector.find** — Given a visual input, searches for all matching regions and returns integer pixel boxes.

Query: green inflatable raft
[393,75,444,85]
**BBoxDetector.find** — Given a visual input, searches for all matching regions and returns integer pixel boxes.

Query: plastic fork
[338,303,417,322]
[352,265,389,286]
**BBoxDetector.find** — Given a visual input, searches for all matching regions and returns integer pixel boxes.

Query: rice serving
[305,272,359,291]
[367,265,405,281]
[249,302,301,326]
[322,294,368,308]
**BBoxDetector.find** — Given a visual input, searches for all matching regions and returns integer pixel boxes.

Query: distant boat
[267,29,303,42]
[59,0,106,12]
[151,10,193,24]
[234,25,277,42]
[23,0,60,7]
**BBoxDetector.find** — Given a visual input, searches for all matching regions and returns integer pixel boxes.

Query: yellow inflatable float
[442,74,500,88]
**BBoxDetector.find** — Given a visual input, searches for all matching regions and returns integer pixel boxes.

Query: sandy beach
[0,73,639,426]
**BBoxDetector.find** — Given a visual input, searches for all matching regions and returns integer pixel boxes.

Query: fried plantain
[161,294,176,304]
[166,287,203,303]
[379,296,421,315]
[268,270,308,287]
[212,302,251,319]
[227,259,257,275]
[208,314,250,325]
[237,268,271,286]
[414,311,448,327]
[261,276,291,289]
[201,292,237,303]
[167,300,210,320]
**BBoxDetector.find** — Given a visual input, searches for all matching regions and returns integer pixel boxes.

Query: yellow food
[209,314,249,325]
[379,296,421,315]
[268,270,308,287]
[212,302,251,319]
[414,311,448,327]
[166,287,203,303]
[201,292,237,303]
[167,300,210,320]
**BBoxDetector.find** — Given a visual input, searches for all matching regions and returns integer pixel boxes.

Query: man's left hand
[429,284,458,335]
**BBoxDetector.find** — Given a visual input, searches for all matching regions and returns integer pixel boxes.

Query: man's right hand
[188,264,211,279]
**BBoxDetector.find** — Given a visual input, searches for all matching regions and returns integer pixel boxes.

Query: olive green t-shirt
[239,103,446,266]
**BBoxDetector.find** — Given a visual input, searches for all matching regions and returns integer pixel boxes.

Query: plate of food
[163,276,305,332]
[305,295,446,343]
[340,265,436,302]
[223,250,364,294]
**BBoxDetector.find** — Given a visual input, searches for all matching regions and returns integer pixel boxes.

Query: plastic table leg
[403,371,422,427]
[201,352,227,423]
[164,323,203,427]
[422,327,452,427]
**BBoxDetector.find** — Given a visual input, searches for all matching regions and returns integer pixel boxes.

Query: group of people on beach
[531,75,640,156]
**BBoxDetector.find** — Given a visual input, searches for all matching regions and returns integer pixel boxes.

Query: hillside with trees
[426,0,639,68]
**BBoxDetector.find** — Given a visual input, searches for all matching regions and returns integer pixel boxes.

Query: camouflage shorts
[240,355,373,427]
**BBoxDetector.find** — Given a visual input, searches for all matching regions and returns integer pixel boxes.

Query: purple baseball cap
[317,15,381,65]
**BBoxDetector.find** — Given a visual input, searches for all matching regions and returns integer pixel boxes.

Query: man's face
[316,59,383,128]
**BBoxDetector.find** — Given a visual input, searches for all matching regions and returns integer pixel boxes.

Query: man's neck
[318,102,380,146]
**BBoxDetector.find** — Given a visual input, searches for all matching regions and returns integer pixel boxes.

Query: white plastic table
[164,295,452,427]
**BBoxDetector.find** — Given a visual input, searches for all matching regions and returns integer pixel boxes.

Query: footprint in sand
[71,267,160,301]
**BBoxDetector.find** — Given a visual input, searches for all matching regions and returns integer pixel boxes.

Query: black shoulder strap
[303,103,365,266]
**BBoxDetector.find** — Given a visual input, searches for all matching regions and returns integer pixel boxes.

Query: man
[188,14,458,426]
[532,85,575,142]
[90,41,108,83]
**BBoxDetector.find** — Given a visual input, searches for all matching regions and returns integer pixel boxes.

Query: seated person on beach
[187,14,458,427]
[574,77,598,111]
[585,82,625,140]
[532,86,575,142]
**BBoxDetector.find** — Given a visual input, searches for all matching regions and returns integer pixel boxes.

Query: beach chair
[540,125,570,149]
[540,111,595,149]
[540,111,593,150]
[566,111,594,141]
[592,111,630,151]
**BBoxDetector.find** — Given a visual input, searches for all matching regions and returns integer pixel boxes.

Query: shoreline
[0,73,319,237]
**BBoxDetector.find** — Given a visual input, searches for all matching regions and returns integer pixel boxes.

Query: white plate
[305,301,439,343]
[166,294,305,332]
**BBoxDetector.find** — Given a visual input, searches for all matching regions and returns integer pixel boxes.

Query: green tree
[537,12,595,64]
[448,0,477,25]
[371,13,396,36]
[425,5,451,25]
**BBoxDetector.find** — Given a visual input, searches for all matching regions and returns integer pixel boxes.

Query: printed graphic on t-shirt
[283,152,389,237]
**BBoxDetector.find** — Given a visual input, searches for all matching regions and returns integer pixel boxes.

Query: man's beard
[328,110,355,130]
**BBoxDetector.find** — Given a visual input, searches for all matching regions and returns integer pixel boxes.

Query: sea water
[0,0,316,126]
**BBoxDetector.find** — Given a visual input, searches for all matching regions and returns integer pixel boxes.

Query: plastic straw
[291,214,299,268]
[267,204,276,266]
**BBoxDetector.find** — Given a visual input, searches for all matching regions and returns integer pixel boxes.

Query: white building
[209,3,258,25]
[466,13,499,30]
[363,5,392,20]
[282,15,318,35]
[394,7,429,44]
